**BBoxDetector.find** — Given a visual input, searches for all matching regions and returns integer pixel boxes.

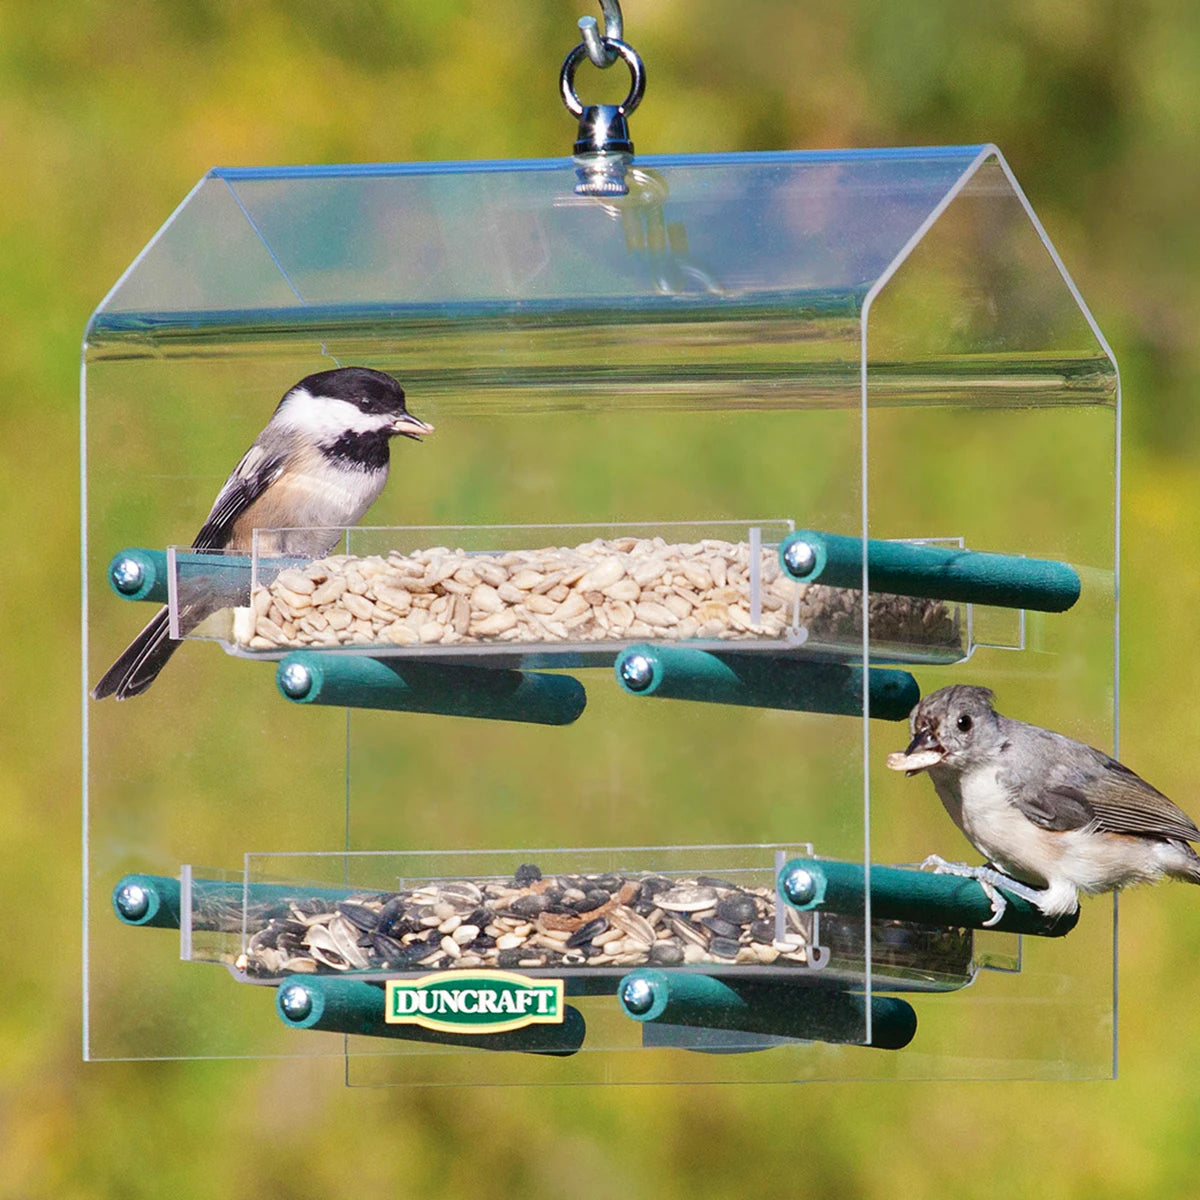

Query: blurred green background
[5,0,1200,1195]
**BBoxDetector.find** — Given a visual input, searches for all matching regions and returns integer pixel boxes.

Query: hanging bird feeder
[84,2,1120,1085]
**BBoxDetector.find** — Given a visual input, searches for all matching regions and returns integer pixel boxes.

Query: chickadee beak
[886,727,946,776]
[393,414,435,442]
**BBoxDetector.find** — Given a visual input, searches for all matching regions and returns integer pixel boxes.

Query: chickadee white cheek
[274,388,402,440]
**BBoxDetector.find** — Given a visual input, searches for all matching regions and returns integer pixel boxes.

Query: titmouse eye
[957,713,973,732]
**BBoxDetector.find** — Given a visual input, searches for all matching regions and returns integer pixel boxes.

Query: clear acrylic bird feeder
[83,143,1119,1085]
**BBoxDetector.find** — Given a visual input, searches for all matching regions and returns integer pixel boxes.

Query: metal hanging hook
[578,0,624,68]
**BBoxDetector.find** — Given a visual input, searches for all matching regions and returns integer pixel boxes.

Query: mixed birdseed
[232,866,813,979]
[230,536,959,653]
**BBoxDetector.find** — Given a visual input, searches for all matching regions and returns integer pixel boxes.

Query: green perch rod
[111,873,369,930]
[276,652,587,725]
[778,858,1079,937]
[105,547,267,605]
[779,529,1081,612]
[614,643,918,720]
[618,970,917,1050]
[275,976,585,1055]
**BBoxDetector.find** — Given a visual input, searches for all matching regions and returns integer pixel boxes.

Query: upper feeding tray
[160,520,966,666]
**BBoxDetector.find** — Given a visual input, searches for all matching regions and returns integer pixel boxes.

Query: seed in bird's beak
[886,748,945,774]
[887,727,945,774]
[393,414,434,441]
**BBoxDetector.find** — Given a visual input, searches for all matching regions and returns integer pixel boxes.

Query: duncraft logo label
[385,971,564,1034]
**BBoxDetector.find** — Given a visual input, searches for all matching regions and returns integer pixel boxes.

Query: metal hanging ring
[560,38,646,119]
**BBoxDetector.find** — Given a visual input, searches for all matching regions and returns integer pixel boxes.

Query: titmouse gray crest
[888,684,1200,918]
[92,366,433,701]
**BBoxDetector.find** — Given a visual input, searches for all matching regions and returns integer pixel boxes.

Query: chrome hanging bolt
[781,866,817,907]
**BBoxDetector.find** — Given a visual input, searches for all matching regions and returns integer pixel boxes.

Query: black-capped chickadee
[888,684,1200,919]
[92,367,433,701]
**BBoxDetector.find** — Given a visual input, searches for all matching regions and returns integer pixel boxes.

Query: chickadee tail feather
[91,606,180,701]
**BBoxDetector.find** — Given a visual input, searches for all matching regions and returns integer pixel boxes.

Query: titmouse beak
[886,727,945,776]
[393,414,435,441]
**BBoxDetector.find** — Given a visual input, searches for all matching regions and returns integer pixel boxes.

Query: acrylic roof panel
[90,146,992,334]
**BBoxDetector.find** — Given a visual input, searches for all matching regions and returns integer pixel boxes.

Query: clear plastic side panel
[864,152,1119,1079]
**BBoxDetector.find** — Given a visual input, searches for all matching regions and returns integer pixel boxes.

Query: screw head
[619,652,655,692]
[621,976,655,1015]
[111,556,145,595]
[782,539,817,578]
[278,983,313,1021]
[278,662,313,699]
[114,882,151,921]
[782,866,817,906]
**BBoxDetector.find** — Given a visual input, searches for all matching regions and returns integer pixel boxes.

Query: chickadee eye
[957,713,973,732]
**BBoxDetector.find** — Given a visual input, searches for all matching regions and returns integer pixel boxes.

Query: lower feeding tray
[111,845,1006,1056]
[115,851,978,994]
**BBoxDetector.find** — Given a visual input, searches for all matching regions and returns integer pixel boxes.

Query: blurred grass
[4,0,1200,1196]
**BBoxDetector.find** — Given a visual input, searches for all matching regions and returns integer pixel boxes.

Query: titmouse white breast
[888,684,1200,918]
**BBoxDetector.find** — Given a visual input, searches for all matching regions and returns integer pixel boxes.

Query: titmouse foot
[919,854,966,874]
[972,865,1045,908]
[977,878,1008,926]
[918,856,1044,923]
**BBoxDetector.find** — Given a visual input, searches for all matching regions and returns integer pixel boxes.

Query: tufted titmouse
[888,684,1200,919]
